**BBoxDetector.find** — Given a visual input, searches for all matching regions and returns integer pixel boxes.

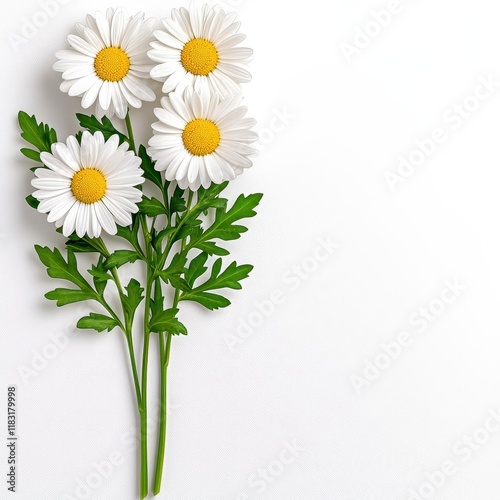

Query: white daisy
[32,132,145,238]
[54,8,156,119]
[148,88,257,190]
[148,4,253,96]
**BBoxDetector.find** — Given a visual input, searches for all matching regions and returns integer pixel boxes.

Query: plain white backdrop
[2,0,500,499]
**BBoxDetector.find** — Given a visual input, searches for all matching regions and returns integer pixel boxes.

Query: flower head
[54,8,156,119]
[148,88,257,190]
[149,4,252,96]
[32,132,145,238]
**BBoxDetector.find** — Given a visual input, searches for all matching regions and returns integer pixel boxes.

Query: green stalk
[140,216,154,499]
[153,330,171,495]
[152,190,193,495]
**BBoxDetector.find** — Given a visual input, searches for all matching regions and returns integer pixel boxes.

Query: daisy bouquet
[19,5,260,498]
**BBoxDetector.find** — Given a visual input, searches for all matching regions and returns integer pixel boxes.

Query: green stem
[125,110,137,153]
[152,191,193,495]
[140,215,154,499]
[156,189,195,274]
[92,238,142,409]
[153,330,171,495]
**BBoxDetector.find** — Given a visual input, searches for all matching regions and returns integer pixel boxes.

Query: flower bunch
[18,5,260,498]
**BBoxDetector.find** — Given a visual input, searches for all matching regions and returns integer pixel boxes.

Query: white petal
[40,153,75,178]
[62,202,80,237]
[68,35,98,57]
[95,201,117,235]
[76,203,90,237]
[81,79,103,109]
[95,10,112,47]
[68,74,99,97]
[98,80,112,110]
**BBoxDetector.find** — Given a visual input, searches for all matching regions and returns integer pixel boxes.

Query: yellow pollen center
[181,38,219,76]
[71,168,107,204]
[94,47,131,82]
[182,119,221,156]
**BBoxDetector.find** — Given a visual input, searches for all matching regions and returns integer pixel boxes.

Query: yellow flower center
[182,119,221,156]
[71,168,107,204]
[181,38,219,76]
[94,47,131,82]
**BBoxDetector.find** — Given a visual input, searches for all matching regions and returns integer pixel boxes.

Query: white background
[2,0,500,499]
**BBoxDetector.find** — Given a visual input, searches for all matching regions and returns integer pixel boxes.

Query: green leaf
[77,313,119,333]
[194,241,229,256]
[89,258,112,295]
[181,260,253,310]
[199,261,253,292]
[181,291,231,311]
[35,246,93,291]
[104,250,141,269]
[185,252,208,287]
[45,288,96,307]
[77,114,129,145]
[123,279,144,322]
[138,196,167,217]
[153,226,176,253]
[65,239,98,253]
[170,186,187,213]
[138,145,163,190]
[149,308,188,335]
[18,111,57,154]
[159,254,189,290]
[21,148,41,162]
[116,216,141,251]
[26,195,39,209]
[190,193,263,246]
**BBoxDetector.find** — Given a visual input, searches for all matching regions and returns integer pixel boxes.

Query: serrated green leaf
[45,288,96,307]
[185,252,208,287]
[77,114,129,145]
[21,148,41,162]
[153,226,176,253]
[88,258,112,296]
[104,250,141,269]
[65,239,98,253]
[170,186,187,213]
[201,261,253,292]
[77,313,119,333]
[159,253,189,290]
[149,308,187,335]
[138,196,167,217]
[194,241,229,256]
[123,278,144,322]
[26,195,39,209]
[138,145,163,189]
[190,193,263,247]
[18,111,56,154]
[181,291,231,311]
[35,246,93,291]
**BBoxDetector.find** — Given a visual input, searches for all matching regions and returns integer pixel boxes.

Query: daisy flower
[32,132,145,238]
[148,88,257,190]
[148,4,253,96]
[54,8,156,119]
